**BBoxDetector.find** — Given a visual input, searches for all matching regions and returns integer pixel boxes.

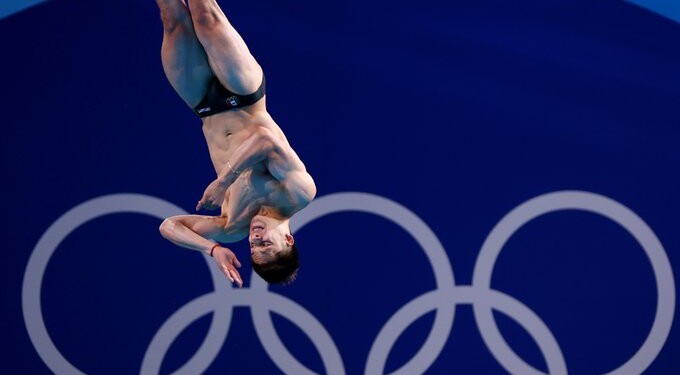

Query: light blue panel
[0,0,49,20]
[3,1,679,24]
[625,0,680,24]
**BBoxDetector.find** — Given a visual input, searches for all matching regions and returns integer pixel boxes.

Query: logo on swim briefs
[197,107,211,114]
[226,96,239,106]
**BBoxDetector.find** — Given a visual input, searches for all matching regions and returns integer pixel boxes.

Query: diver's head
[249,212,299,284]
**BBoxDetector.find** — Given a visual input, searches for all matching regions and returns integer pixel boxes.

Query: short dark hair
[251,243,299,285]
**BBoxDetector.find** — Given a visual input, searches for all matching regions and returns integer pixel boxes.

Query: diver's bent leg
[187,0,263,95]
[157,0,213,108]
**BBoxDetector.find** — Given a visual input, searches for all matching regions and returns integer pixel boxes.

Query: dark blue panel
[2,0,678,374]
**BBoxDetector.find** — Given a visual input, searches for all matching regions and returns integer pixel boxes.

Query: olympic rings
[22,191,675,374]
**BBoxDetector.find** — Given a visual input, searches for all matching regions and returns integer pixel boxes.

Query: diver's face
[249,215,293,264]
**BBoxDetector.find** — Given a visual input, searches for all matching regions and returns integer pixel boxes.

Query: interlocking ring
[22,191,675,374]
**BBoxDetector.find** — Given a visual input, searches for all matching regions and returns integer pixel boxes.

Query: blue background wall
[1,0,679,374]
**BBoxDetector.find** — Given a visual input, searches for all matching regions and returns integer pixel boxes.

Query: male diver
[156,0,316,286]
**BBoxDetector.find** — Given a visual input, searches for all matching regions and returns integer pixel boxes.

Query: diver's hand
[212,246,243,287]
[196,179,227,211]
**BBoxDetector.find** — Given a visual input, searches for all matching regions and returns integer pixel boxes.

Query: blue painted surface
[1,0,679,374]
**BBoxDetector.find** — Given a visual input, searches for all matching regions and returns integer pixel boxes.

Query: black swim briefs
[193,75,266,118]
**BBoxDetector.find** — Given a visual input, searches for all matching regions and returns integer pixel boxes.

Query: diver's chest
[228,170,282,205]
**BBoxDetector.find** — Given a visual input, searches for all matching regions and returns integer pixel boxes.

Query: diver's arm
[280,169,317,209]
[197,126,313,210]
[220,127,312,190]
[159,214,243,287]
[196,127,273,211]
[196,126,309,210]
[216,126,279,185]
[159,215,228,255]
[225,126,316,207]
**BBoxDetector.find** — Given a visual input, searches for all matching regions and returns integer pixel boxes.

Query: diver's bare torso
[156,0,315,286]
[201,99,296,241]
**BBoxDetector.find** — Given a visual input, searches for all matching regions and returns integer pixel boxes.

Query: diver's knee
[192,8,224,29]
[159,4,192,34]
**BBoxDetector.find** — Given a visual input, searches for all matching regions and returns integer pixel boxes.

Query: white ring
[288,193,456,375]
[22,191,675,375]
[21,194,225,375]
[472,191,675,375]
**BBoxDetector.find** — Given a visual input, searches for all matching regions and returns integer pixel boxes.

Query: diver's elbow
[159,218,176,240]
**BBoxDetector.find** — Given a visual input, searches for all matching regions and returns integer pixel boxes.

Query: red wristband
[210,243,220,257]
